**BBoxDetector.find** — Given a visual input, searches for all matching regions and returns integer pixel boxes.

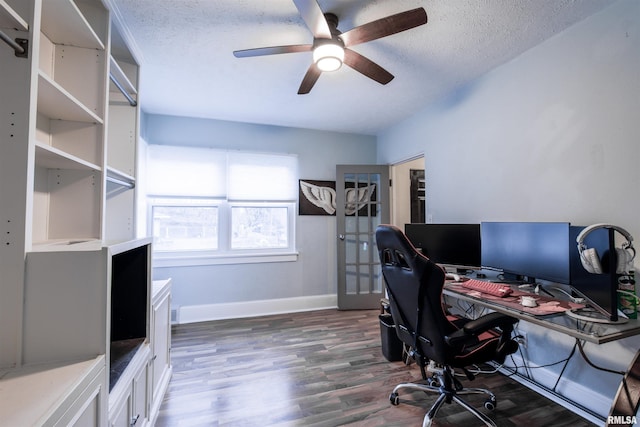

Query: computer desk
[442,281,640,344]
[442,276,640,424]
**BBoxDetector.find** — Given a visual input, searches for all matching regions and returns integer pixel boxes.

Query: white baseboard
[177,294,338,324]
[501,353,608,424]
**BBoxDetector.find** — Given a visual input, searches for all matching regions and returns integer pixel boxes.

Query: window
[231,204,289,249]
[146,146,298,265]
[151,201,219,251]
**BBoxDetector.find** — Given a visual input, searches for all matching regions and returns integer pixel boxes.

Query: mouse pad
[446,282,585,316]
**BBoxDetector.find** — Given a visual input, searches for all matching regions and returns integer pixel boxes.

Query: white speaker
[576,223,635,274]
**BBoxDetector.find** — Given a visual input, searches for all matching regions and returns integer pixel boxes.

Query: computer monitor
[480,222,571,284]
[569,225,618,321]
[404,223,481,271]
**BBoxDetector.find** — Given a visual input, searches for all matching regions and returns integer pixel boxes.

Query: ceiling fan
[233,0,428,94]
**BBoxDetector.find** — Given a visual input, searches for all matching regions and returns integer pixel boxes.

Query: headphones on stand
[576,223,636,275]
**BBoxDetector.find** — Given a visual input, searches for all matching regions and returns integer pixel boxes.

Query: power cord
[576,339,625,376]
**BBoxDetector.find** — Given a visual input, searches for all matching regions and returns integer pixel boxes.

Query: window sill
[153,251,299,267]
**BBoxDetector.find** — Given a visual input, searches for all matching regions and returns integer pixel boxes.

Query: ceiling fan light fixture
[313,42,344,72]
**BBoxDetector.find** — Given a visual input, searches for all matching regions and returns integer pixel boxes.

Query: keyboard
[461,279,514,298]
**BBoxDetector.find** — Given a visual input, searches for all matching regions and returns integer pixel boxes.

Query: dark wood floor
[155,309,596,426]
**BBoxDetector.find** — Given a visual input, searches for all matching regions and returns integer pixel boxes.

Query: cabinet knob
[131,414,140,426]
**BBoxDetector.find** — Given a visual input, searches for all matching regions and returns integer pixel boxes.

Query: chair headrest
[376,224,427,271]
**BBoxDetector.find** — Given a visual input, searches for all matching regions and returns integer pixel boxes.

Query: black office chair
[375,225,519,427]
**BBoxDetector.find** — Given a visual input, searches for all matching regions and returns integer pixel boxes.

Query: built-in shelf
[35,142,102,171]
[37,72,103,123]
[31,238,102,252]
[0,0,28,31]
[40,0,103,49]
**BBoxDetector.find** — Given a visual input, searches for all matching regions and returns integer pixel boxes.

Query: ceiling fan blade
[340,7,427,47]
[297,64,322,94]
[233,44,312,58]
[343,49,394,85]
[292,0,332,39]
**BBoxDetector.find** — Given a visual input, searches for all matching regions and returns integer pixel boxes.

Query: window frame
[145,147,299,266]
[149,197,298,267]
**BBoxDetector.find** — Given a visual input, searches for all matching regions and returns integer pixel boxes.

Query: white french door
[336,165,390,310]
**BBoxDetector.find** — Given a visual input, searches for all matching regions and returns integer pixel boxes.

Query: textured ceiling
[109,0,616,135]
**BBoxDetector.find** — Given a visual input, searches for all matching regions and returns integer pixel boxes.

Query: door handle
[338,234,345,240]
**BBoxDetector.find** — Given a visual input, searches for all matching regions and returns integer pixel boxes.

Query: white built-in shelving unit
[106,19,139,242]
[0,1,169,425]
[32,0,107,247]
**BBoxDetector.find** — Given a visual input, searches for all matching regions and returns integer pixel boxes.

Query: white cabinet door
[131,362,149,426]
[64,367,106,427]
[109,390,132,427]
[109,345,150,427]
[149,279,172,425]
[152,285,171,399]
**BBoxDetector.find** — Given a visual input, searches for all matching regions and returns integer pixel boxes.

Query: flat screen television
[569,225,618,321]
[110,242,150,389]
[404,223,481,271]
[480,222,571,284]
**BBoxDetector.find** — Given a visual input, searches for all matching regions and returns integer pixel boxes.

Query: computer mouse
[446,273,461,282]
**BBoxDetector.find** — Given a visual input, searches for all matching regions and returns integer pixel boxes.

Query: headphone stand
[606,229,620,322]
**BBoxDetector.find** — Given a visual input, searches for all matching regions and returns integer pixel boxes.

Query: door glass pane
[359,265,371,294]
[373,267,383,293]
[345,236,357,264]
[345,216,356,233]
[359,216,371,233]
[371,207,382,228]
[344,173,356,185]
[372,239,379,263]
[358,234,370,262]
[346,265,357,294]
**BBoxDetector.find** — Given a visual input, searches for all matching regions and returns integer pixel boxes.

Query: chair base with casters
[389,361,499,427]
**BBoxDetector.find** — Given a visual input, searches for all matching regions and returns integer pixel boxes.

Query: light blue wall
[378,0,639,418]
[142,114,377,308]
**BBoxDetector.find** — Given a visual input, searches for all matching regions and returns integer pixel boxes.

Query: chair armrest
[444,312,517,347]
[462,312,517,335]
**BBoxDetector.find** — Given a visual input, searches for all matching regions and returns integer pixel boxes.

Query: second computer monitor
[480,221,571,284]
[404,223,481,270]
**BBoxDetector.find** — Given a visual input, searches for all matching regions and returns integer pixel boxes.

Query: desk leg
[608,349,640,426]
[551,340,579,392]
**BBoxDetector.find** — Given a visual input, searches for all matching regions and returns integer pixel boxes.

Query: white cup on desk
[521,296,538,308]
